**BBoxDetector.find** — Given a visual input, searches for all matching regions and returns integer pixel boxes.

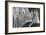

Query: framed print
[5,1,45,34]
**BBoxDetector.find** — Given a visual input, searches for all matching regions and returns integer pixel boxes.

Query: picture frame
[5,1,45,34]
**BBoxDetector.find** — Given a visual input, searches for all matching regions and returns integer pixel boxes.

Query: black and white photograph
[13,7,40,28]
[5,1,45,34]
